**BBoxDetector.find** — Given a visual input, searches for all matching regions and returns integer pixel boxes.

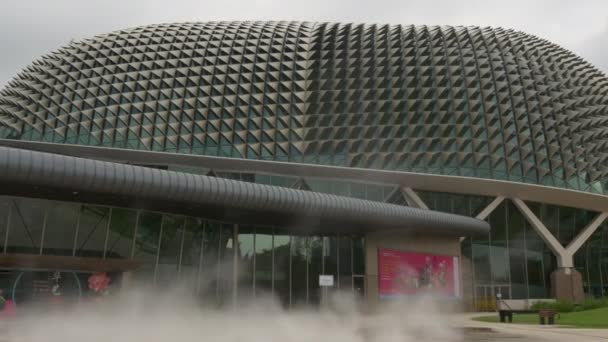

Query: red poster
[378,248,460,299]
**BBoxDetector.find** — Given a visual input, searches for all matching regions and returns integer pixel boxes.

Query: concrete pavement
[0,311,606,341]
[453,312,608,341]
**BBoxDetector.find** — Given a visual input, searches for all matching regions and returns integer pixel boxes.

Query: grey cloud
[572,20,608,74]
[1,0,607,87]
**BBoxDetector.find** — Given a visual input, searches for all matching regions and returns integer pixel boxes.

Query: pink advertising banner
[378,248,461,299]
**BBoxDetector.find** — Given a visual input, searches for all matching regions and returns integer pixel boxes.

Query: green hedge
[531,298,608,313]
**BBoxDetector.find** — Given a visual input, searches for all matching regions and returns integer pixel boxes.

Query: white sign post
[319,275,334,287]
[319,275,334,306]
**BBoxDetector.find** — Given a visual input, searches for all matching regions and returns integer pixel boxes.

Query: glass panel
[351,183,366,199]
[7,197,46,254]
[471,196,494,217]
[290,235,308,306]
[236,225,255,302]
[254,227,273,297]
[217,224,235,305]
[334,182,350,197]
[0,270,19,306]
[307,179,333,194]
[498,286,511,300]
[507,202,528,299]
[179,218,204,289]
[0,197,11,253]
[461,237,474,304]
[353,236,365,275]
[574,210,597,247]
[418,191,438,210]
[558,206,576,246]
[574,246,589,294]
[132,212,162,283]
[308,236,323,305]
[542,248,556,297]
[452,194,470,216]
[75,205,109,258]
[43,201,80,256]
[323,235,338,286]
[365,185,383,201]
[13,270,82,306]
[576,226,603,297]
[472,241,491,284]
[353,275,365,298]
[526,222,546,298]
[539,203,559,237]
[273,231,291,306]
[105,208,137,259]
[338,235,352,289]
[475,286,494,311]
[157,215,184,288]
[489,202,510,284]
[601,224,608,298]
[436,193,451,213]
[199,221,220,302]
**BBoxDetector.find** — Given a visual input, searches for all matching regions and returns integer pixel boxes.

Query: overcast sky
[1,0,607,87]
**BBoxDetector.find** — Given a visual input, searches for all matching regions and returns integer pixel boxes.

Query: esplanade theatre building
[0,21,606,311]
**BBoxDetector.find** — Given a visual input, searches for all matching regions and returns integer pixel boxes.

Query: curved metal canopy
[2,139,608,213]
[0,146,489,235]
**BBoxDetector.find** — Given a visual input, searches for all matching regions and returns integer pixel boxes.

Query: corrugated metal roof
[0,146,489,235]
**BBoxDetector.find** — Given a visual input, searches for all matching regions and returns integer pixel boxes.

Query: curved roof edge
[0,145,488,236]
[1,139,607,213]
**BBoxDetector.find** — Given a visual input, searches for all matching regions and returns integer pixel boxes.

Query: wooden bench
[497,299,534,323]
[496,299,558,324]
[538,309,558,325]
[498,309,535,323]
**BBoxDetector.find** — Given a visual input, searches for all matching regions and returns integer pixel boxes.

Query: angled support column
[382,187,402,203]
[401,187,429,210]
[512,198,608,303]
[475,196,505,221]
[459,196,505,242]
[512,199,568,266]
[291,177,308,190]
[564,212,608,257]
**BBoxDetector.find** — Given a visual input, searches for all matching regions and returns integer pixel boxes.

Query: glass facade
[0,172,605,309]
[576,220,608,297]
[415,191,607,307]
[3,23,608,195]
[1,20,607,309]
[0,195,364,308]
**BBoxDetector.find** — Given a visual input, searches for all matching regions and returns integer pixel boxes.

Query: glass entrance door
[353,275,365,297]
[474,286,494,311]
[474,285,511,311]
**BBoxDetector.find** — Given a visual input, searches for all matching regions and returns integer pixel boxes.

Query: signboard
[12,270,82,307]
[378,248,460,299]
[319,275,334,287]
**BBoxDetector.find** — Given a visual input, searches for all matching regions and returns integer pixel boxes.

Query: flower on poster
[88,272,110,294]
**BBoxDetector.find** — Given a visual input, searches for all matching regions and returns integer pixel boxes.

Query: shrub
[579,297,608,311]
[531,299,575,312]
[531,298,608,313]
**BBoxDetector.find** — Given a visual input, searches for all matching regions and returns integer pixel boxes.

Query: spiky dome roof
[1,21,608,193]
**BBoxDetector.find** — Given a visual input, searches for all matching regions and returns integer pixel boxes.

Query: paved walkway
[453,313,608,341]
[0,312,606,341]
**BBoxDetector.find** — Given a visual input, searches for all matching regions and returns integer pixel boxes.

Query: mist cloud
[6,287,462,342]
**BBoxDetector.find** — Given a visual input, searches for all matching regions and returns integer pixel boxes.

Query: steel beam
[565,212,608,257]
[475,196,505,221]
[401,187,429,210]
[0,145,489,236]
[513,198,608,268]
[512,198,569,267]
[3,139,607,213]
